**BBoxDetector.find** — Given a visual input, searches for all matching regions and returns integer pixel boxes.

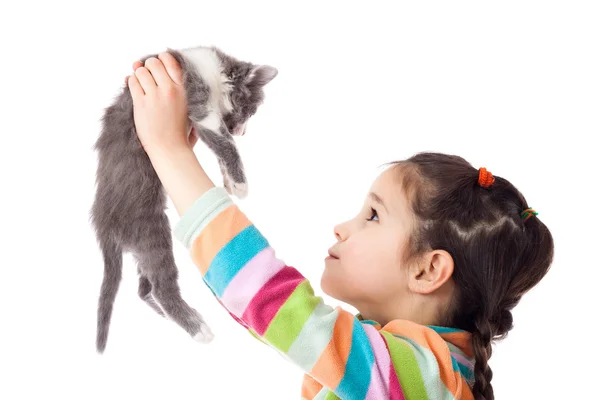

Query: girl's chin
[320,272,335,296]
[320,272,346,301]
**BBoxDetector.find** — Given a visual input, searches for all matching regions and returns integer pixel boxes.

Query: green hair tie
[521,208,538,222]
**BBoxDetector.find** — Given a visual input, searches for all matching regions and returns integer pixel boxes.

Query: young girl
[125,53,554,400]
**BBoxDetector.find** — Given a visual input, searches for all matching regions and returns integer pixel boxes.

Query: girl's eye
[367,207,379,222]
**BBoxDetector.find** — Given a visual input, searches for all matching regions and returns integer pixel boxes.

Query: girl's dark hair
[387,152,554,400]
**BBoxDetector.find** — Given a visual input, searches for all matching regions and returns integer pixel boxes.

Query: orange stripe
[437,331,474,358]
[456,371,474,400]
[189,205,251,275]
[309,308,354,390]
[301,374,323,400]
[383,320,461,394]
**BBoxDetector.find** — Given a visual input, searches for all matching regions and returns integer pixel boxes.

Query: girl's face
[321,167,415,312]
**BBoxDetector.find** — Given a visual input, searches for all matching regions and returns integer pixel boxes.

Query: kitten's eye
[367,207,379,222]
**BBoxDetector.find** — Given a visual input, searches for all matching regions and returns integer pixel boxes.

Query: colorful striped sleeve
[173,187,473,400]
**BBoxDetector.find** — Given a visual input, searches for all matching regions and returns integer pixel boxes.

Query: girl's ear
[408,250,454,295]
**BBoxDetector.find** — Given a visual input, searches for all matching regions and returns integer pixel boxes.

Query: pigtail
[472,317,495,400]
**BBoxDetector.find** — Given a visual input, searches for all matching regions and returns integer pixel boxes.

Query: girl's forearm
[146,144,216,217]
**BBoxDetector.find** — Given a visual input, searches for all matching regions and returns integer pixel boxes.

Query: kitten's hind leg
[150,266,214,343]
[137,272,165,317]
[135,214,214,344]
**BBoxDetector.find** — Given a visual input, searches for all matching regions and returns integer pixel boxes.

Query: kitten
[90,45,277,353]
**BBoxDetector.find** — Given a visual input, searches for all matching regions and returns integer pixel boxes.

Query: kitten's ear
[248,65,278,86]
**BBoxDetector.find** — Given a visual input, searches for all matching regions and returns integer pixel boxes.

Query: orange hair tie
[478,167,495,188]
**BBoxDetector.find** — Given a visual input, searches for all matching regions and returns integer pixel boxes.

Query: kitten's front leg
[192,119,248,199]
[191,118,237,195]
[218,160,233,195]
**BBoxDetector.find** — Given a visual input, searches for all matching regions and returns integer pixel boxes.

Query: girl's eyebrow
[369,192,388,213]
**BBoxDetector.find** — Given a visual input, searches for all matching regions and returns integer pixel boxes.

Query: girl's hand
[125,53,198,154]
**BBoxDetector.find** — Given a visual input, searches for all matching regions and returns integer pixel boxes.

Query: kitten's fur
[90,45,277,353]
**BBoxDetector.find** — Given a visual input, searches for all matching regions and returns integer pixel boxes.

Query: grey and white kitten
[90,45,277,353]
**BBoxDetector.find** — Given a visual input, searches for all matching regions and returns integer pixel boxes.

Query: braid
[472,317,495,400]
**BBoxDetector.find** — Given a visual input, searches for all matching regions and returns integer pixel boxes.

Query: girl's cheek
[343,241,362,260]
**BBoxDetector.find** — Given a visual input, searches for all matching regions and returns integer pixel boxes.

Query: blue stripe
[455,357,475,383]
[204,225,269,296]
[335,318,374,399]
[426,325,465,334]
[451,356,460,372]
[360,320,379,326]
[449,353,475,384]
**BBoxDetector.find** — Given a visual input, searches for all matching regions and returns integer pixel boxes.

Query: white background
[1,1,599,399]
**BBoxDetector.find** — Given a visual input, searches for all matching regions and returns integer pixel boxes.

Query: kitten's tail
[96,239,123,354]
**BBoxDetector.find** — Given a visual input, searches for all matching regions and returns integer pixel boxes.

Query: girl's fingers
[134,66,157,94]
[143,57,172,87]
[125,61,144,85]
[158,52,184,86]
[127,74,144,100]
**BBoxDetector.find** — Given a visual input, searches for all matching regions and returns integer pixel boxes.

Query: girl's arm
[145,145,215,216]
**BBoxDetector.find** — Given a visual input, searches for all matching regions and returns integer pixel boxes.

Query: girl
[125,53,554,400]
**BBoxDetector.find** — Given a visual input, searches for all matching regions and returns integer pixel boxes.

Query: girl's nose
[334,221,350,242]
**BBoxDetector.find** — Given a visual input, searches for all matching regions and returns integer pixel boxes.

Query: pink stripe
[364,325,391,400]
[242,266,305,335]
[389,363,405,400]
[220,247,285,317]
[214,296,249,328]
[451,352,474,369]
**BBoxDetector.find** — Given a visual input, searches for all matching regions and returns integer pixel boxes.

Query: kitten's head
[214,47,278,136]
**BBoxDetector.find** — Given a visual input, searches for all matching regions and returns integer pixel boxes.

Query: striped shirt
[174,187,475,399]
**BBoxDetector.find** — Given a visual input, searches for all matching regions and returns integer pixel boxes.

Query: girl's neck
[356,294,447,328]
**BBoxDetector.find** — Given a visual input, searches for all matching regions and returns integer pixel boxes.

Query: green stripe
[402,337,455,400]
[381,331,429,399]
[323,391,340,399]
[263,280,320,352]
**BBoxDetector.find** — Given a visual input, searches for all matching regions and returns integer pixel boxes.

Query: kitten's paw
[193,324,214,344]
[230,182,248,199]
[222,175,232,193]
